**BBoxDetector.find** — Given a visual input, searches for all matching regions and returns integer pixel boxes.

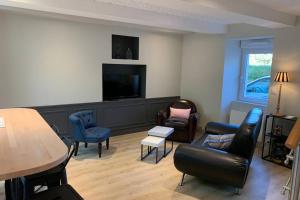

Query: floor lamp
[274,72,289,116]
[285,119,300,200]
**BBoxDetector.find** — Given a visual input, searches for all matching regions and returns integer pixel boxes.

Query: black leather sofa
[173,108,263,192]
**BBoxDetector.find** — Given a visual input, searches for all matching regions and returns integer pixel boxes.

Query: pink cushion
[170,107,191,120]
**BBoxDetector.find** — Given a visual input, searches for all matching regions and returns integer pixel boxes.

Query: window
[239,39,273,104]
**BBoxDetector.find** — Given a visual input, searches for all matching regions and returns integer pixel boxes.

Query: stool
[141,136,164,164]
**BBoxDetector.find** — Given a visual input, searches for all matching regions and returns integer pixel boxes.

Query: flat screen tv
[102,64,146,101]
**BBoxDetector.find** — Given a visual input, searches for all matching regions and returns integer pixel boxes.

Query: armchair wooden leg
[74,141,79,156]
[106,138,109,150]
[98,142,102,158]
[85,142,88,148]
[180,173,185,186]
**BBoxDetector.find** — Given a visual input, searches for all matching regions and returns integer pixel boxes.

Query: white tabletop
[148,126,174,138]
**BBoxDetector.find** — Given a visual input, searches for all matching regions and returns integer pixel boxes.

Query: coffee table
[148,126,174,157]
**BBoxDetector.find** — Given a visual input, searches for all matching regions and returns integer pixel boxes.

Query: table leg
[5,180,12,200]
[164,135,174,157]
[141,145,162,163]
[164,139,167,157]
[156,147,158,163]
[141,144,143,160]
[5,178,23,200]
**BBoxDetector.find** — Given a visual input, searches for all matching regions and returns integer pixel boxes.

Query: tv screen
[102,64,146,101]
[103,74,141,100]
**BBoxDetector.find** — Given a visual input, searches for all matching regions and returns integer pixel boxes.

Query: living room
[1,0,300,200]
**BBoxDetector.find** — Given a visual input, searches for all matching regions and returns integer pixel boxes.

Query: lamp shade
[274,72,289,82]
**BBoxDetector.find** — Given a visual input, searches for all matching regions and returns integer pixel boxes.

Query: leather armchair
[156,99,199,143]
[173,108,263,191]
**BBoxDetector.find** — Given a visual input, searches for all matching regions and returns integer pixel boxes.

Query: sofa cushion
[170,107,191,119]
[165,117,188,128]
[84,127,110,143]
[203,134,235,150]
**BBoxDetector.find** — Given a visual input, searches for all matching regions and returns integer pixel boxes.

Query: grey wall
[35,96,179,137]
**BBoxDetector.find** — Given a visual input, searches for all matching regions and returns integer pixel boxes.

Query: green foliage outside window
[247,54,272,83]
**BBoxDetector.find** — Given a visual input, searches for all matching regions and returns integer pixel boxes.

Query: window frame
[238,48,273,105]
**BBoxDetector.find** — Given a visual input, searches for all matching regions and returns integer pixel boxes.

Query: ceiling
[247,0,300,15]
[0,0,298,34]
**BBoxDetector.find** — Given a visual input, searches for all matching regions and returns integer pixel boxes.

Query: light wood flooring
[0,131,291,200]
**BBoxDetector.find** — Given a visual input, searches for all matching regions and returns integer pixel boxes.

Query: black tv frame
[102,64,146,101]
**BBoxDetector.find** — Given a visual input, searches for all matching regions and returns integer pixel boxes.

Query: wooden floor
[0,132,291,200]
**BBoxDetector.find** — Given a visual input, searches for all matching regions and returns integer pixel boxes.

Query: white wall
[0,12,182,108]
[220,40,241,122]
[2,11,300,124]
[227,23,300,117]
[181,22,300,127]
[180,34,225,126]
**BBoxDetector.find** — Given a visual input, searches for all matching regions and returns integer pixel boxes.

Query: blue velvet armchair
[69,110,110,158]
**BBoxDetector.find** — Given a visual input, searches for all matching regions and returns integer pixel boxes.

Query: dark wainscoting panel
[33,96,179,137]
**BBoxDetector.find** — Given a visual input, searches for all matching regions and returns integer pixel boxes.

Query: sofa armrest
[188,112,200,140]
[174,144,249,188]
[205,122,239,135]
[189,112,200,122]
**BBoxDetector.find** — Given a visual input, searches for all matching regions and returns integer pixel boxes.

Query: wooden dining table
[0,108,68,199]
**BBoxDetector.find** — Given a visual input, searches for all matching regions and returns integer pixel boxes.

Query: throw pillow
[170,107,191,119]
[203,134,235,150]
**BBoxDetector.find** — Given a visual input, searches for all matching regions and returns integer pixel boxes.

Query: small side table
[148,126,174,157]
[141,136,165,164]
[261,114,297,168]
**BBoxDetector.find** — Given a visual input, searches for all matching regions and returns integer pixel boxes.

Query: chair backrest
[49,124,75,171]
[69,110,96,141]
[167,99,197,116]
[71,110,96,128]
[228,108,263,161]
[60,137,75,168]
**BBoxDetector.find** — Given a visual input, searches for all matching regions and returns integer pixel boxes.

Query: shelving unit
[261,114,297,168]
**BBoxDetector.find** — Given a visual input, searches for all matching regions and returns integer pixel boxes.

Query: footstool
[141,136,164,164]
[148,126,174,157]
